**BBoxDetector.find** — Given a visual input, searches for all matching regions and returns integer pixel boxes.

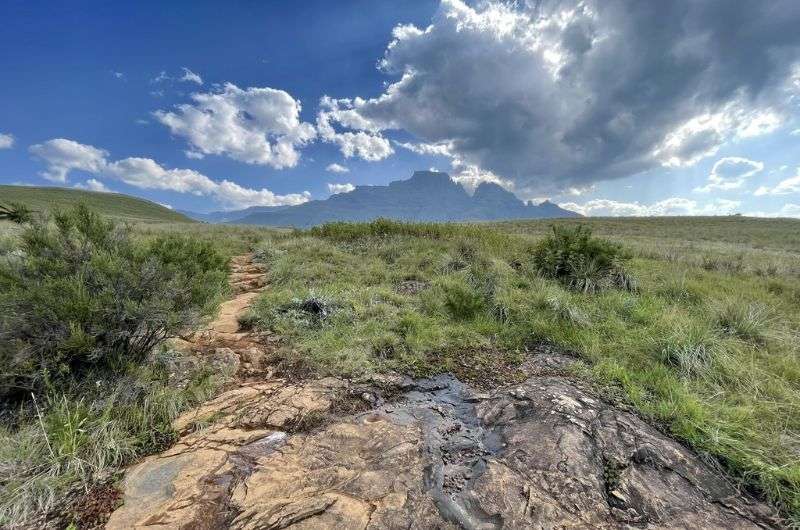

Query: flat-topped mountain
[199,171,578,227]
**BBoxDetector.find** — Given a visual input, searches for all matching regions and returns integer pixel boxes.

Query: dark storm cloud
[322,0,800,193]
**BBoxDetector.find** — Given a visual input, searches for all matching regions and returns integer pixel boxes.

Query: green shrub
[0,205,229,400]
[532,225,635,293]
[0,202,33,224]
[441,280,485,320]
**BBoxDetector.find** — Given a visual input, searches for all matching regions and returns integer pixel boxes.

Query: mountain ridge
[184,171,579,226]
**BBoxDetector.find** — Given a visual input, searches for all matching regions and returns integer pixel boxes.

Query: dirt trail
[106,255,783,529]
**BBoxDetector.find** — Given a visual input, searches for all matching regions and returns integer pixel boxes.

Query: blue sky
[1,0,799,216]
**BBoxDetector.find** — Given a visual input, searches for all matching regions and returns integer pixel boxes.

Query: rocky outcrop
[105,378,346,529]
[107,363,780,529]
[105,256,782,529]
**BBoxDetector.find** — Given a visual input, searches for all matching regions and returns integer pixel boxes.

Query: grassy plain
[247,216,800,522]
[2,213,799,526]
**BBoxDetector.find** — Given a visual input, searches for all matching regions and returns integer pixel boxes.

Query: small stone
[610,489,627,502]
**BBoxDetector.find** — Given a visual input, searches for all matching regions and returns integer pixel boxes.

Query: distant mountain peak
[190,170,580,226]
[410,170,450,180]
[395,170,460,190]
[473,181,518,199]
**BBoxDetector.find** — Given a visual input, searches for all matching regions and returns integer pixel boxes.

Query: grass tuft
[715,300,773,343]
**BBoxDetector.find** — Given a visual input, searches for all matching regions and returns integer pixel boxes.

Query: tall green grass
[0,353,226,527]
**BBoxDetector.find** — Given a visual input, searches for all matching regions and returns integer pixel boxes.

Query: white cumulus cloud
[29,138,310,209]
[694,157,764,193]
[74,178,111,193]
[154,83,316,167]
[560,197,741,217]
[179,67,203,85]
[29,139,108,182]
[325,163,349,173]
[327,182,356,194]
[316,96,393,161]
[326,0,800,193]
[0,133,14,149]
[754,168,800,196]
[449,162,514,194]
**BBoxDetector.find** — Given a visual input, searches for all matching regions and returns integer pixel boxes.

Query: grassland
[245,216,800,523]
[2,212,799,526]
[0,185,192,223]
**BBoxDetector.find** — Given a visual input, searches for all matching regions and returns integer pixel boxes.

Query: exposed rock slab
[221,369,779,529]
[106,376,344,529]
[107,363,781,529]
[470,376,778,528]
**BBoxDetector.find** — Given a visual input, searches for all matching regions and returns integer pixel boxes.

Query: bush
[441,280,485,320]
[0,205,229,400]
[532,225,635,293]
[0,202,33,224]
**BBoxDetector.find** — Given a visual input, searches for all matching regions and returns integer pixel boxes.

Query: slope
[0,185,192,223]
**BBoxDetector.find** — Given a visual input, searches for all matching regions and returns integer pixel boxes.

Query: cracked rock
[107,354,781,529]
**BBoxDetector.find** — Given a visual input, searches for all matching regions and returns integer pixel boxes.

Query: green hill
[0,185,193,223]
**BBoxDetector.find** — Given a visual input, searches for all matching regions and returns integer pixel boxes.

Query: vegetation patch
[532,225,636,292]
[2,210,800,525]
[0,351,226,527]
[0,205,229,401]
[0,206,240,528]
[249,218,800,523]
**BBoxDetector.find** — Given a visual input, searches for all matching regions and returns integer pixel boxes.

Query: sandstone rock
[229,416,447,530]
[232,377,345,432]
[471,376,778,528]
[108,366,781,529]
[235,369,778,529]
[106,377,345,529]
[105,425,285,530]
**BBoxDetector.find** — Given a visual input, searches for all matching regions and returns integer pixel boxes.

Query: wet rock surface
[106,256,782,529]
[108,365,781,529]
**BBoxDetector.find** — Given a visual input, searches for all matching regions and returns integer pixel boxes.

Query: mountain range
[181,171,580,226]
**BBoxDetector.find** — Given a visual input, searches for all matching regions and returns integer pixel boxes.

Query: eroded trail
[106,256,782,529]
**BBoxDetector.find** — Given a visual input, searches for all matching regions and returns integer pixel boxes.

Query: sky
[1,0,799,217]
